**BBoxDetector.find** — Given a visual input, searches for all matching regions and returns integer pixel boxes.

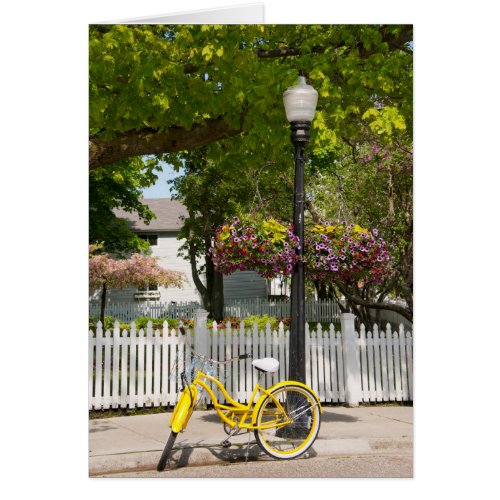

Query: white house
[90,198,280,304]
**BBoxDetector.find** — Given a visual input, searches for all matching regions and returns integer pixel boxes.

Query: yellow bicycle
[157,327,322,471]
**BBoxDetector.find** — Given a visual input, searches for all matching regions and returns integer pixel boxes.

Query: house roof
[113,198,188,232]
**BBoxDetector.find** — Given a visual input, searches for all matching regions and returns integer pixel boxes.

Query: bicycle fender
[170,384,198,433]
[251,380,322,426]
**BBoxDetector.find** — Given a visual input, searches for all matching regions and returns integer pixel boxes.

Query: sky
[141,162,184,199]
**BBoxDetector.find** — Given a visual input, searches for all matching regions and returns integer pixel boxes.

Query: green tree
[169,147,293,320]
[307,134,413,324]
[89,156,160,254]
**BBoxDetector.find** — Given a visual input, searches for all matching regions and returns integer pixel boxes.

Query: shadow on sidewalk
[321,412,358,423]
[200,412,223,424]
[89,422,117,433]
[168,440,201,469]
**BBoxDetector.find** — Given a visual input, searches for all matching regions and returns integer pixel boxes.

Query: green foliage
[89,24,412,167]
[307,134,413,320]
[89,156,160,255]
[243,315,279,330]
[88,314,297,332]
[88,316,184,332]
[88,315,128,331]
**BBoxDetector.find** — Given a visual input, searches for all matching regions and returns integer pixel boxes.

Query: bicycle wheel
[254,384,320,459]
[157,431,178,471]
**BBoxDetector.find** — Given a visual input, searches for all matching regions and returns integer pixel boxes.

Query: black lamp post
[283,76,318,382]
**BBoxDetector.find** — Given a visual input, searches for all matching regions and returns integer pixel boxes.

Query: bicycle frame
[170,367,321,434]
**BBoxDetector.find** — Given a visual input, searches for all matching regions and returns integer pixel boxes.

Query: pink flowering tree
[89,245,185,325]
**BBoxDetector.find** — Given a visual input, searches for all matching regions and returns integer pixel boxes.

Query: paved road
[95,454,413,478]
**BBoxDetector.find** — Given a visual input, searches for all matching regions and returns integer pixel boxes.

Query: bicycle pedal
[221,440,232,448]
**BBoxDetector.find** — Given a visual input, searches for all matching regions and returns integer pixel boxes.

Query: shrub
[243,315,279,330]
[89,315,118,331]
[133,317,182,330]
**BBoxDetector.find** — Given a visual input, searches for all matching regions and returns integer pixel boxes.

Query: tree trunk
[211,269,224,322]
[203,247,224,321]
[314,281,328,300]
[387,167,395,224]
[188,241,224,321]
[100,283,107,326]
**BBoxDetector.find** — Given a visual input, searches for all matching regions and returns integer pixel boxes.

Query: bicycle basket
[169,350,232,393]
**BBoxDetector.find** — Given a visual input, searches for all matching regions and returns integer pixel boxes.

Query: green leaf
[362,108,379,120]
[201,44,213,61]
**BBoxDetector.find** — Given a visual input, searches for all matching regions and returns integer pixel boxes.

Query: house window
[135,283,160,301]
[138,284,159,292]
[138,234,158,246]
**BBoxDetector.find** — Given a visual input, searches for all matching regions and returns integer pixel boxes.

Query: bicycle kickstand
[220,425,241,448]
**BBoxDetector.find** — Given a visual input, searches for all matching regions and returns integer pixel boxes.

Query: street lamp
[283,76,318,383]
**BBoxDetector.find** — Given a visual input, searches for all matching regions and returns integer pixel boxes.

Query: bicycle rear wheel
[254,384,320,459]
[157,431,178,471]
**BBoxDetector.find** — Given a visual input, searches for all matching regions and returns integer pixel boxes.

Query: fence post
[193,309,210,408]
[340,313,362,407]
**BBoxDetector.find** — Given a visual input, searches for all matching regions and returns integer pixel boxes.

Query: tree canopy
[89,24,412,169]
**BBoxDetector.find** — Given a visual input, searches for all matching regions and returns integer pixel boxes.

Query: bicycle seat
[252,358,279,373]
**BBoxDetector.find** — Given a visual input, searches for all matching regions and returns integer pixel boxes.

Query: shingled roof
[113,198,188,231]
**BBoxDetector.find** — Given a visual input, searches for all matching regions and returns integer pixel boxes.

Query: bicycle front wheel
[157,431,178,471]
[254,384,321,460]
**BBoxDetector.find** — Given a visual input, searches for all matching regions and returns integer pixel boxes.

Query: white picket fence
[88,301,201,322]
[224,298,341,323]
[89,298,342,323]
[358,323,413,402]
[89,311,413,410]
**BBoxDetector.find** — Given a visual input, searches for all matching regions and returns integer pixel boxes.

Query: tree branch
[335,280,412,322]
[305,199,322,224]
[188,240,207,298]
[255,25,413,60]
[89,115,244,169]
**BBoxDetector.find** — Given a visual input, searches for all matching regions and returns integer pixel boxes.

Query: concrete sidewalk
[89,406,413,475]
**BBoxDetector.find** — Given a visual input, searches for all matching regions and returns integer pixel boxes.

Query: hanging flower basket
[210,215,300,278]
[304,222,392,284]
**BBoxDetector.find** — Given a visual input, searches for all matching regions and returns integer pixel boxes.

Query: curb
[89,438,412,475]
